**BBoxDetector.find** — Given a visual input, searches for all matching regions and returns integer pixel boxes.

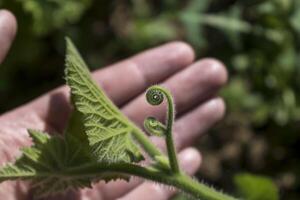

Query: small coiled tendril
[145,85,180,173]
[144,117,166,137]
[146,88,164,105]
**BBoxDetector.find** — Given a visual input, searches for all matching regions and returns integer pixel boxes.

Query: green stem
[146,85,179,173]
[161,87,180,173]
[65,162,239,200]
[132,127,163,158]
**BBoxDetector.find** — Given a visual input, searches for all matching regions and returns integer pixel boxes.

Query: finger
[122,58,227,126]
[152,97,225,151]
[20,41,194,131]
[117,148,201,200]
[91,97,224,199]
[176,97,225,148]
[93,41,195,105]
[0,9,17,64]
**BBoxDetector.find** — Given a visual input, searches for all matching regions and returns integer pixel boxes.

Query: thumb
[0,9,17,64]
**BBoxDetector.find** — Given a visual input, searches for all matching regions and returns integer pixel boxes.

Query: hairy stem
[65,162,238,200]
[132,127,164,158]
[161,87,180,173]
[146,86,180,173]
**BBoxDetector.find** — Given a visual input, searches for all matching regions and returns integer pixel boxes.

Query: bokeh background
[0,0,299,199]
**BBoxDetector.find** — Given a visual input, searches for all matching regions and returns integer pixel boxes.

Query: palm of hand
[0,10,227,200]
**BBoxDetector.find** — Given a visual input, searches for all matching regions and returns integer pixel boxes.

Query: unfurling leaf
[65,38,144,163]
[144,116,166,136]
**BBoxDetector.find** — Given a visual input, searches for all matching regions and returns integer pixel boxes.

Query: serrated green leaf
[0,38,145,197]
[0,130,87,198]
[0,129,129,198]
[65,37,144,163]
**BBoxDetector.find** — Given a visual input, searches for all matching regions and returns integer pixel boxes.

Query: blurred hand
[0,9,227,200]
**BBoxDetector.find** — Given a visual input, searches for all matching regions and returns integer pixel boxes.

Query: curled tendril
[145,86,174,128]
[144,117,166,137]
[144,85,180,173]
[146,88,164,105]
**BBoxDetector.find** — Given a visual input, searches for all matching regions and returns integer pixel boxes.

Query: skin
[0,9,227,200]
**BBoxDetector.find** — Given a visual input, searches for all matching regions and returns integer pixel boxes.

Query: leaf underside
[0,38,144,197]
[65,38,143,163]
[0,130,94,198]
[0,130,130,198]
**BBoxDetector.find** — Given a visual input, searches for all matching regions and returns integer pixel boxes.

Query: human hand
[0,10,227,200]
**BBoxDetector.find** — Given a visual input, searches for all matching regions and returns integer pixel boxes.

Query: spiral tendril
[146,88,164,105]
[145,85,180,173]
[144,117,166,137]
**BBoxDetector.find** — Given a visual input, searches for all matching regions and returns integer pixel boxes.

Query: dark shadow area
[45,90,72,134]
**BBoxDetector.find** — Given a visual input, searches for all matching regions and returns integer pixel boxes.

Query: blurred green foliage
[18,0,91,35]
[0,0,299,199]
[234,173,279,200]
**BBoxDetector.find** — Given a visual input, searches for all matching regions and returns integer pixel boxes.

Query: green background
[0,0,299,199]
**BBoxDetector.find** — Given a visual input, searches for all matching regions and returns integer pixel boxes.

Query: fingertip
[0,9,17,63]
[167,41,195,66]
[179,147,202,175]
[195,97,226,128]
[207,97,226,121]
[198,58,228,87]
[132,41,195,84]
[0,9,17,40]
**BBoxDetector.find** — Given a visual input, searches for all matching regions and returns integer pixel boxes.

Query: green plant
[0,38,238,200]
[17,0,92,35]
[234,173,279,200]
[0,0,298,198]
